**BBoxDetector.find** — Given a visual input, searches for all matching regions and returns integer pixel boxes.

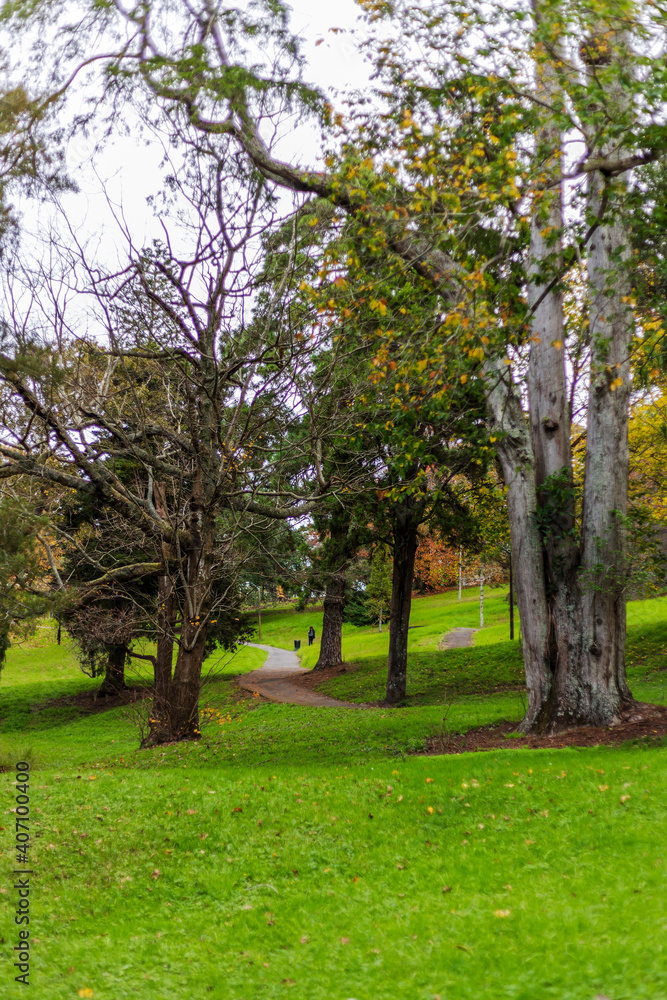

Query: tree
[54,487,162,697]
[0,129,323,744]
[0,493,53,671]
[366,543,392,632]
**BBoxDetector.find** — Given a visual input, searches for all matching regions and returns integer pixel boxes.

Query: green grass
[3,748,667,999]
[1,591,666,998]
[307,591,667,710]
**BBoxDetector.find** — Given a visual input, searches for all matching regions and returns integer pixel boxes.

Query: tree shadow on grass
[318,620,667,708]
[317,641,526,706]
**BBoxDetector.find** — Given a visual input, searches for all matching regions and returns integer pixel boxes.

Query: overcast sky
[55,0,372,255]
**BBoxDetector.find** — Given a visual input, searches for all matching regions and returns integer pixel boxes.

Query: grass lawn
[1,589,666,999]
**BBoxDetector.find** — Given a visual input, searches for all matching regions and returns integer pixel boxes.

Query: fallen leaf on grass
[426,778,434,783]
[78,991,94,998]
[598,785,609,792]
[340,937,350,945]
[427,807,434,815]
[494,910,511,918]
[300,936,309,944]
[151,870,161,880]
[620,795,630,804]
[442,886,452,894]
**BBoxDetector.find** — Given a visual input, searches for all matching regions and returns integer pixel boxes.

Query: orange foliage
[413,532,460,592]
[413,529,508,594]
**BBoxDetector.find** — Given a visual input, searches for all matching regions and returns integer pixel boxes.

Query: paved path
[238,644,364,709]
[438,627,478,650]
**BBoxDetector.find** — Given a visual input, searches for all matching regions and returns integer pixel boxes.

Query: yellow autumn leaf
[78,991,94,999]
[598,785,609,792]
[552,340,563,350]
[610,377,623,391]
[494,910,511,918]
[460,374,468,384]
[427,806,434,814]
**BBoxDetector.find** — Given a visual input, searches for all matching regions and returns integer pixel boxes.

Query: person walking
[308,626,315,646]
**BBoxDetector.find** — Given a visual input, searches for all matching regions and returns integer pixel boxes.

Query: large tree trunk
[485,11,637,731]
[385,505,419,704]
[516,16,582,730]
[168,624,206,740]
[143,510,210,745]
[563,82,634,723]
[96,644,127,698]
[314,573,345,669]
[313,513,356,670]
[486,365,551,727]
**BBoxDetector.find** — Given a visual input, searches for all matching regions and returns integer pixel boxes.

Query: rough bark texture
[96,644,127,698]
[315,574,345,669]
[569,139,633,722]
[485,365,550,726]
[313,514,359,671]
[385,507,419,704]
[142,509,212,745]
[484,13,636,731]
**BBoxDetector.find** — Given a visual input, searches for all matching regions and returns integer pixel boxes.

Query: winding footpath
[238,627,477,709]
[238,644,364,709]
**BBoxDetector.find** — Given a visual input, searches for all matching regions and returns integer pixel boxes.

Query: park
[1,0,667,997]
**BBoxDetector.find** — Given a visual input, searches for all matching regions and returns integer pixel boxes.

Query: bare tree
[0,132,326,744]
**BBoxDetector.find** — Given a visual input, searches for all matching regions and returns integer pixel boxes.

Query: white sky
[56,0,372,254]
